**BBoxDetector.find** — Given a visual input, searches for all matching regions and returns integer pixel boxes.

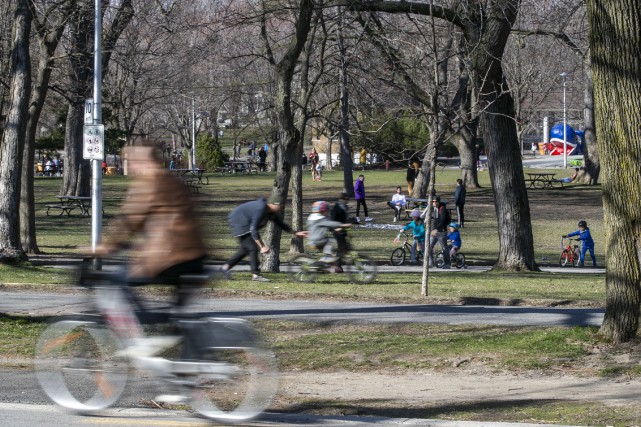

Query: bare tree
[20,0,73,253]
[0,0,31,262]
[587,0,641,342]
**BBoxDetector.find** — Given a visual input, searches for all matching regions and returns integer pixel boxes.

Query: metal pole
[191,96,196,170]
[561,72,567,168]
[91,0,103,263]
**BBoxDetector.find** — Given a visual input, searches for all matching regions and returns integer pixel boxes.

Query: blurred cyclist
[94,145,208,305]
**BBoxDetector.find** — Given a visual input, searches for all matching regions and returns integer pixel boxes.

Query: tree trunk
[0,0,30,262]
[61,0,93,197]
[472,0,537,271]
[20,1,71,253]
[289,138,305,254]
[580,57,600,185]
[587,0,641,343]
[451,130,479,188]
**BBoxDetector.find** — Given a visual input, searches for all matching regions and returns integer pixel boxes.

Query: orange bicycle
[559,237,581,267]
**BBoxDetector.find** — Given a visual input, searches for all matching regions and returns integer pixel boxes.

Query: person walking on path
[563,220,597,267]
[354,174,373,223]
[221,194,305,282]
[424,195,451,268]
[454,178,466,228]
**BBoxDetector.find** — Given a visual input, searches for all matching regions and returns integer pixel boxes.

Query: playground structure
[537,123,584,156]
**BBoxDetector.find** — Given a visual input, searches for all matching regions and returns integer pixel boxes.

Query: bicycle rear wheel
[434,252,445,268]
[455,253,466,268]
[35,319,128,412]
[187,320,278,422]
[559,250,570,267]
[287,254,318,282]
[344,252,377,284]
[390,248,406,266]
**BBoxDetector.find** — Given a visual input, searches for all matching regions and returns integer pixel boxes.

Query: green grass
[263,322,602,372]
[0,315,47,359]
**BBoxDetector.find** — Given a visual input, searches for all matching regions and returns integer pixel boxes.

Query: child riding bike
[394,209,425,265]
[307,201,352,271]
[447,222,462,259]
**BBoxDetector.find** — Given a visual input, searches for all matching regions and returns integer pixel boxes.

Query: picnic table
[216,161,258,175]
[46,196,94,216]
[525,172,557,189]
[171,168,209,185]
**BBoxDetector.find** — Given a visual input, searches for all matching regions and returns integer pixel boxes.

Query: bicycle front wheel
[559,250,570,267]
[390,248,406,266]
[287,254,318,282]
[35,319,128,412]
[344,252,377,284]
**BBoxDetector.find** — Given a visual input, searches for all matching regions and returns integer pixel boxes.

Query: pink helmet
[312,201,329,213]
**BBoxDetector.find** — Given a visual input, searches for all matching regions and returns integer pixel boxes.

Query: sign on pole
[84,99,94,125]
[83,124,104,160]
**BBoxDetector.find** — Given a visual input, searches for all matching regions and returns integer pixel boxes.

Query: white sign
[84,99,94,125]
[83,124,104,160]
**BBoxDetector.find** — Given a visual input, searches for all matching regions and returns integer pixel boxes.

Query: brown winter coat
[102,168,207,278]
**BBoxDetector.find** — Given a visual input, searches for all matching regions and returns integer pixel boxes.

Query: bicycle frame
[559,237,581,267]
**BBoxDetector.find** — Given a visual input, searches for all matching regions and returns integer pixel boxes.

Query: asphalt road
[2,290,604,327]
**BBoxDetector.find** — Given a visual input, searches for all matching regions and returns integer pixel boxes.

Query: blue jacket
[567,228,594,249]
[402,220,425,243]
[448,230,462,248]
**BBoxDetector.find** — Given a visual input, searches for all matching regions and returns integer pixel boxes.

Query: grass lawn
[7,169,627,425]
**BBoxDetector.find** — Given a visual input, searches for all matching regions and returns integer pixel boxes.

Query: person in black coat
[454,178,466,228]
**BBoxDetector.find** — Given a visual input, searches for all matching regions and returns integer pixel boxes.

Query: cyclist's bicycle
[287,235,377,284]
[559,237,581,267]
[34,260,278,423]
[433,242,466,269]
[390,232,424,266]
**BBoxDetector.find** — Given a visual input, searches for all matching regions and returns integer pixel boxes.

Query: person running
[563,220,597,267]
[354,174,373,223]
[221,194,305,282]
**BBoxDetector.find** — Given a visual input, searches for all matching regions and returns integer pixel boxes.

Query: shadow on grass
[277,398,560,421]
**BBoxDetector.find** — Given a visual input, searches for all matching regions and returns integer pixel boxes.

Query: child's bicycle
[287,235,377,284]
[433,242,466,269]
[390,231,424,265]
[559,236,581,267]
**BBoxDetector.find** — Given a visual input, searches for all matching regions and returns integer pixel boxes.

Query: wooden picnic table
[217,161,258,175]
[525,172,557,189]
[45,196,95,216]
[170,168,209,185]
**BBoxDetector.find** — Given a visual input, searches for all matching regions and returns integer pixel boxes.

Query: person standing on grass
[563,220,597,267]
[454,178,466,228]
[424,195,451,268]
[354,174,373,223]
[221,194,306,282]
[360,147,367,171]
[406,160,417,195]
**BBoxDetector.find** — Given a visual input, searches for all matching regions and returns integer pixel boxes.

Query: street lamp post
[560,72,568,169]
